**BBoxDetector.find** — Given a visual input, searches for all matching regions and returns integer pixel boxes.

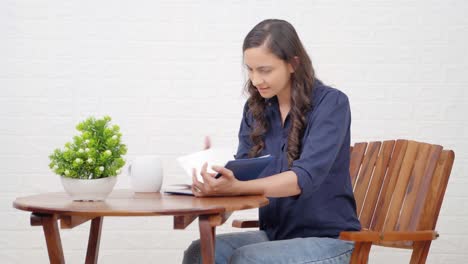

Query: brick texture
[1,0,467,263]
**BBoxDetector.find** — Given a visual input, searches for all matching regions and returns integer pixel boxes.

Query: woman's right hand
[191,162,241,197]
[191,136,212,195]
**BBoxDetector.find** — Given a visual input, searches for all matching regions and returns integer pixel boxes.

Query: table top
[12,189,269,217]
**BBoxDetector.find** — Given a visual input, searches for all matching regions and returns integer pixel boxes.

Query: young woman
[183,19,361,264]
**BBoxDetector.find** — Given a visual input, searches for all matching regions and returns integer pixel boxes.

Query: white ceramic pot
[60,176,117,201]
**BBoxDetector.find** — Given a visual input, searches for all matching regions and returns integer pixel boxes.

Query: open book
[164,148,274,195]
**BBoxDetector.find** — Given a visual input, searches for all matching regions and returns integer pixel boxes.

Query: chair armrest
[340,230,439,242]
[380,230,439,241]
[340,230,380,242]
[232,219,259,228]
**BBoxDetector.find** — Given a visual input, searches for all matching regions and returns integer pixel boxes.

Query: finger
[192,169,203,186]
[211,165,235,179]
[192,168,206,191]
[192,168,197,179]
[200,162,215,185]
[192,174,206,193]
[204,166,218,178]
[199,162,208,177]
[192,171,198,184]
[191,184,203,197]
[192,168,202,184]
[204,136,211,150]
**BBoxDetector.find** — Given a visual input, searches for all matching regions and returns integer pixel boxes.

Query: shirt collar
[265,96,278,107]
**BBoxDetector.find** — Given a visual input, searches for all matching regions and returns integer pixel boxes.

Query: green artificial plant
[49,116,127,179]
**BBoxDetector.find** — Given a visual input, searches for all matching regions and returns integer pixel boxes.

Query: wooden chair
[232,139,455,264]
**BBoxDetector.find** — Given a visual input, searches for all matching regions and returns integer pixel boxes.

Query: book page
[177,148,234,183]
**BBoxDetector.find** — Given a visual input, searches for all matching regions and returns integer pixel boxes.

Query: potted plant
[49,116,127,201]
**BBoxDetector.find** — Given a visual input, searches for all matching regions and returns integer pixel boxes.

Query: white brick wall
[1,0,467,263]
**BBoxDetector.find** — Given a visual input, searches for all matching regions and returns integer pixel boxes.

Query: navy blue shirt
[235,79,361,241]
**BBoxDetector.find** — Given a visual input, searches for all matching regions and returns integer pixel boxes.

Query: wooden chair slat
[397,143,432,231]
[359,140,395,229]
[384,140,420,232]
[371,139,409,231]
[354,141,382,218]
[350,142,368,187]
[416,150,454,231]
[405,145,443,231]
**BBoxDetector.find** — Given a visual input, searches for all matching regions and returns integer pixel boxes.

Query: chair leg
[350,242,372,264]
[85,217,104,264]
[410,241,431,264]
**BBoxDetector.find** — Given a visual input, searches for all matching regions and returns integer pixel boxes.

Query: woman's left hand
[191,162,241,197]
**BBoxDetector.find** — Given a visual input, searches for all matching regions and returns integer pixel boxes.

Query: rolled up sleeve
[290,90,351,199]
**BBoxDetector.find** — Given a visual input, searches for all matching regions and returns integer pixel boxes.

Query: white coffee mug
[128,155,163,192]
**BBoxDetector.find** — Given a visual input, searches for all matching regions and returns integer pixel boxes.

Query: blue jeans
[183,231,354,264]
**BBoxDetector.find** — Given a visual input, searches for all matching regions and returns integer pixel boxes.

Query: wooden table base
[38,213,65,264]
[86,217,103,264]
[199,215,216,264]
[15,191,268,264]
[31,213,220,264]
[31,213,103,264]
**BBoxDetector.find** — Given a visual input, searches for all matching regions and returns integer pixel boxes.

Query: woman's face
[244,46,294,100]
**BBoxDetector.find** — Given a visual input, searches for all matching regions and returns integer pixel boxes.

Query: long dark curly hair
[243,19,315,167]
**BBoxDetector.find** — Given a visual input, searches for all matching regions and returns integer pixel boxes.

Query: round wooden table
[13,189,269,264]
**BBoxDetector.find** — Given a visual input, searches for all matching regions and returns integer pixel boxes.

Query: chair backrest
[349,139,454,249]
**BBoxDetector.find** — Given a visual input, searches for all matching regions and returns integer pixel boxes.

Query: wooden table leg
[31,213,65,264]
[199,215,216,264]
[85,216,104,264]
